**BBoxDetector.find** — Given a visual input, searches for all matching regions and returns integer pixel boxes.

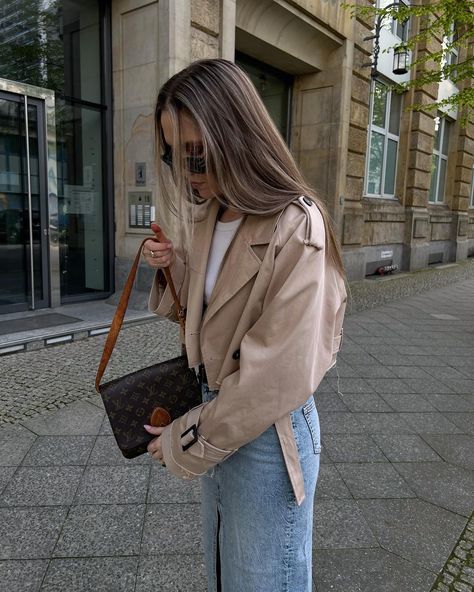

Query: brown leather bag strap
[95,236,184,392]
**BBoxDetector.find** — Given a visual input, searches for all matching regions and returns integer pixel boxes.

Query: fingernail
[143,424,151,429]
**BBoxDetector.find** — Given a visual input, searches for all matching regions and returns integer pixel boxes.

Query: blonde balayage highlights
[155,58,345,277]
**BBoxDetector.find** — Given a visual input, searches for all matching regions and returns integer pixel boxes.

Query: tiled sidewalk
[0,279,473,591]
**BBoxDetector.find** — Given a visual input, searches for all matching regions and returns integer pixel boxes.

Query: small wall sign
[135,162,146,186]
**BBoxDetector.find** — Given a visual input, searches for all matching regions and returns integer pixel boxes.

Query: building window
[390,3,410,41]
[429,116,451,203]
[365,79,402,197]
[375,0,410,40]
[442,23,458,80]
[469,166,474,208]
[0,0,112,306]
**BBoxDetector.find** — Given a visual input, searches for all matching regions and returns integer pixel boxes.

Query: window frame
[391,7,410,41]
[364,78,402,199]
[442,23,459,81]
[429,116,451,204]
[374,0,410,41]
[447,23,459,66]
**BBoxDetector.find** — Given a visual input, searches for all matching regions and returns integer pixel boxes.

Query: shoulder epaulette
[292,195,324,250]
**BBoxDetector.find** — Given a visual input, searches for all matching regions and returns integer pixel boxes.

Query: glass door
[0,90,49,313]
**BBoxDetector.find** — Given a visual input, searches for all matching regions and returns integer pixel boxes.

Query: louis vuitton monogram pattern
[99,355,201,459]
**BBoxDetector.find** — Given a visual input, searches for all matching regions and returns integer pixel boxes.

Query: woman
[143,59,346,592]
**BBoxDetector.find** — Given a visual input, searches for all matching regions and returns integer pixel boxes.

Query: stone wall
[466,38,474,256]
[191,0,220,59]
[111,0,232,277]
[401,14,438,271]
[342,1,372,279]
[341,6,474,278]
[112,0,160,263]
[235,0,352,243]
[110,0,474,290]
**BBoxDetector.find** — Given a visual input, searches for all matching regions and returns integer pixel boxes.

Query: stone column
[402,98,436,270]
[341,10,372,280]
[220,0,236,60]
[158,0,191,86]
[291,41,351,238]
[191,0,221,60]
[112,0,191,292]
[449,37,474,261]
[401,17,438,270]
[450,117,474,261]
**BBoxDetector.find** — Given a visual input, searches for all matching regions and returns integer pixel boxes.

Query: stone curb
[346,259,474,315]
[0,315,159,357]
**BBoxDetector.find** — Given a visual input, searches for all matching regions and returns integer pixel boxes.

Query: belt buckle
[181,424,198,451]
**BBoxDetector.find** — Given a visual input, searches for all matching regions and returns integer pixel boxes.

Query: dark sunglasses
[161,144,207,174]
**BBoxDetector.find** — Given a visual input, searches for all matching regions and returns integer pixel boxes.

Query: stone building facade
[1,0,471,316]
[112,0,474,284]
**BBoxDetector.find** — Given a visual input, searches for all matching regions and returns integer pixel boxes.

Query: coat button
[303,196,313,206]
[232,349,240,360]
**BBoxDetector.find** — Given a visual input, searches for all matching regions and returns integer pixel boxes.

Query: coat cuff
[148,256,186,321]
[161,403,236,479]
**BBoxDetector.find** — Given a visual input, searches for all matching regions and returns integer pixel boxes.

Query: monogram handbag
[95,236,202,459]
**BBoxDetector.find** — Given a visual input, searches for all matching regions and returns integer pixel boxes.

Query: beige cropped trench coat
[149,196,347,505]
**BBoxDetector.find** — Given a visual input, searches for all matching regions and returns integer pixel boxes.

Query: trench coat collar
[200,206,281,328]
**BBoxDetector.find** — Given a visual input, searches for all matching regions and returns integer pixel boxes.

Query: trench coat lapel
[202,212,280,328]
[185,200,220,339]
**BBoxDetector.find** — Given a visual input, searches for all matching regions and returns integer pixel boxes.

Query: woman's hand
[142,222,175,269]
[144,424,166,465]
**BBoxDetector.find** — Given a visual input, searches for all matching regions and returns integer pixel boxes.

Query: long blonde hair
[155,58,345,277]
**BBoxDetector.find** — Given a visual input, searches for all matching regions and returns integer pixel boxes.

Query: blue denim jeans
[201,383,321,592]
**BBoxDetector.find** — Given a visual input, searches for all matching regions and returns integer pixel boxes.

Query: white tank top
[204,217,242,305]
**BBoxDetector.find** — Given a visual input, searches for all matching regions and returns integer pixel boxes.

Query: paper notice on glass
[64,185,96,215]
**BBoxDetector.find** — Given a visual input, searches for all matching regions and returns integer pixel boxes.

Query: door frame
[0,78,60,309]
[0,89,50,311]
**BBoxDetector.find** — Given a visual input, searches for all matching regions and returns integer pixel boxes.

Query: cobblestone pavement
[0,279,473,591]
[431,512,474,592]
[0,319,180,425]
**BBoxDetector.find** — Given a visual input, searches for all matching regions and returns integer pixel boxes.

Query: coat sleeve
[160,209,346,479]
